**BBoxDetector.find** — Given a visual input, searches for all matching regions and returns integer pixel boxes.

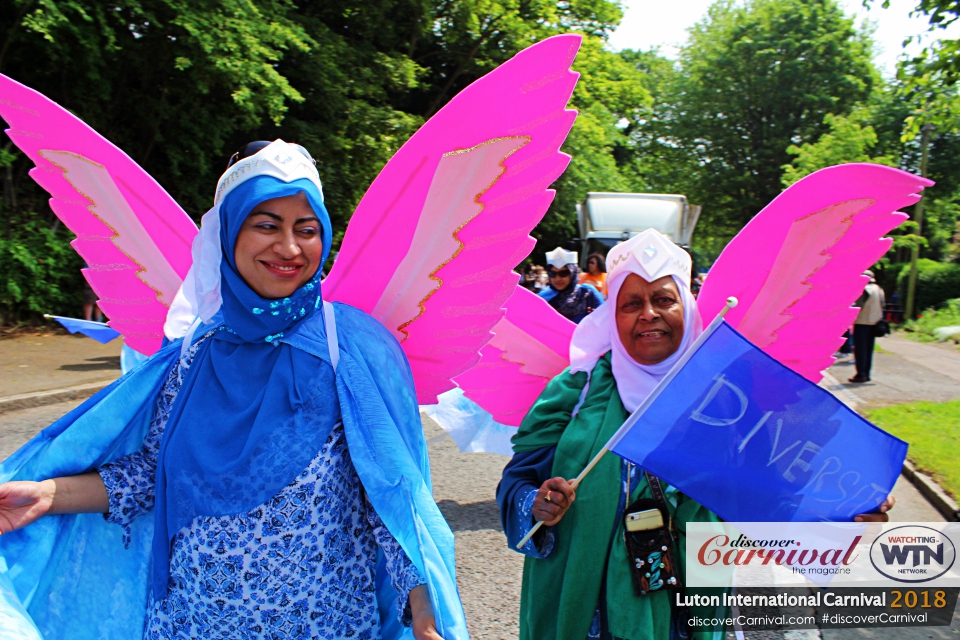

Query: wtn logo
[880,543,943,567]
[869,525,956,583]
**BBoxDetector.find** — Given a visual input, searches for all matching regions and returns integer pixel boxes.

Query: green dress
[510,353,726,640]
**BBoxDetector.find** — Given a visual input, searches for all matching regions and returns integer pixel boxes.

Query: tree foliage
[4,0,959,322]
[892,0,960,90]
[781,111,896,186]
[891,57,960,263]
[0,0,643,320]
[633,0,876,249]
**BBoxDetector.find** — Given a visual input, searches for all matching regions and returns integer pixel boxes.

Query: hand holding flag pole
[515,297,740,550]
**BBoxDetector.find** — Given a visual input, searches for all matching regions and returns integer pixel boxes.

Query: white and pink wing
[698,163,932,382]
[454,286,575,426]
[0,74,197,355]
[323,35,581,403]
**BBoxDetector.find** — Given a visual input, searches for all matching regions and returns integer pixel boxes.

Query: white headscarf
[569,230,702,412]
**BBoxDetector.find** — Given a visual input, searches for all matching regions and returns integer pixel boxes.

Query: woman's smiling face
[233,192,323,299]
[615,273,685,365]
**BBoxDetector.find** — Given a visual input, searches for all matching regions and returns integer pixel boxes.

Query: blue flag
[45,315,120,344]
[608,320,907,522]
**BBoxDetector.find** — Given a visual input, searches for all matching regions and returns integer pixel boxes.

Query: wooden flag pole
[514,297,738,551]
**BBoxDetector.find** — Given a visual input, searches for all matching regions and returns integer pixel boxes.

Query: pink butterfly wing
[698,163,931,382]
[323,35,581,403]
[454,286,576,426]
[0,74,197,355]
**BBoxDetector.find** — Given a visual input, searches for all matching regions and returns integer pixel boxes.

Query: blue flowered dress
[98,335,425,639]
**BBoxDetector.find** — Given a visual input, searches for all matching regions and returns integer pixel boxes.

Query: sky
[607,0,960,77]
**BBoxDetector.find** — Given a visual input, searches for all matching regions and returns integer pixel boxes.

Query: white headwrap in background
[569,229,702,412]
[545,246,578,269]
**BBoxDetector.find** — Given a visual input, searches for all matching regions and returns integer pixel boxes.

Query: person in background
[535,265,549,291]
[849,269,886,383]
[81,263,103,322]
[520,263,542,292]
[578,252,607,298]
[539,248,604,324]
[690,273,703,298]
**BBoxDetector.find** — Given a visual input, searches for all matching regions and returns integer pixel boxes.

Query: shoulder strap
[180,316,203,358]
[322,300,339,372]
[644,471,678,538]
[644,471,668,510]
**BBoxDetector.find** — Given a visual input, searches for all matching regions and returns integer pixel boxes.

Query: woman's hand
[0,473,109,534]
[532,477,576,526]
[409,584,443,640]
[854,495,896,522]
[0,480,56,535]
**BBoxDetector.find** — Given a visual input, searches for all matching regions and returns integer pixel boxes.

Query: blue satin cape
[0,303,468,640]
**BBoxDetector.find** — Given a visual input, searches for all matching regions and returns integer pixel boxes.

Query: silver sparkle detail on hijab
[569,229,703,412]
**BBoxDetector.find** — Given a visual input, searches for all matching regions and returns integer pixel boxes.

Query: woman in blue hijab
[0,141,466,640]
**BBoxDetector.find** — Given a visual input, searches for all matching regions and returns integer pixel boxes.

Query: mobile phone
[625,508,664,532]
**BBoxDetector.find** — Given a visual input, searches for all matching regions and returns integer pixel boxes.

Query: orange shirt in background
[579,272,607,298]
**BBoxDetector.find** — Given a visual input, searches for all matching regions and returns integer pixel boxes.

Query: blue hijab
[151,176,337,599]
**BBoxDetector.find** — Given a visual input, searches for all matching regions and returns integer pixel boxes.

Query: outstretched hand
[0,480,55,535]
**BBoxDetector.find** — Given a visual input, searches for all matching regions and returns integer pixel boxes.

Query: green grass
[901,298,960,343]
[865,400,960,500]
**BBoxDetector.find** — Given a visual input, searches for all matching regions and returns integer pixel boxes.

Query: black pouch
[873,319,890,337]
[623,473,683,596]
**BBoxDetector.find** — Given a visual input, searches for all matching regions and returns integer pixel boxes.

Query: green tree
[636,0,877,244]
[889,58,960,264]
[781,111,896,186]
[0,0,322,321]
[533,36,652,255]
[2,0,313,215]
[886,0,960,88]
[0,0,637,320]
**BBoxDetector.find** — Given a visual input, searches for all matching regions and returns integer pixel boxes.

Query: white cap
[214,139,324,206]
[545,247,578,269]
[606,229,691,286]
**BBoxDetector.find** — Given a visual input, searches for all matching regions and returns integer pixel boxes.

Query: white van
[576,193,701,264]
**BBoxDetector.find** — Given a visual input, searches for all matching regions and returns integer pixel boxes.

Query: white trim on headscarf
[569,229,703,412]
[162,140,324,341]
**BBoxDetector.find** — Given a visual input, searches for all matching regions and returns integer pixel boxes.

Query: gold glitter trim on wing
[751,198,874,345]
[496,346,552,380]
[0,98,40,116]
[395,135,531,341]
[38,149,169,307]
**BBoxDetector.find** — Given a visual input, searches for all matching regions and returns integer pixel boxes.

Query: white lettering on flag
[690,374,748,426]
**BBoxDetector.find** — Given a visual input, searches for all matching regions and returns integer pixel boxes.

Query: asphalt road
[0,334,120,397]
[828,335,960,409]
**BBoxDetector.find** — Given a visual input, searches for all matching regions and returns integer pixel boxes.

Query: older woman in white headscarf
[496,230,890,640]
